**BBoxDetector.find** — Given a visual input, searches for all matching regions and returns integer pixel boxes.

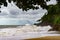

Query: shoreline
[0,25,59,40]
[25,36,60,40]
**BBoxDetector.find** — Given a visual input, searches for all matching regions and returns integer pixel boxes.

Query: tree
[0,0,59,10]
[34,3,60,31]
[0,0,50,11]
[0,0,60,31]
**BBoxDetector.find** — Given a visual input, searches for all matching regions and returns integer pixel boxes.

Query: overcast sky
[0,0,57,25]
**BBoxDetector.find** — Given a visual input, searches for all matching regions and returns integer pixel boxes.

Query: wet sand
[25,36,60,40]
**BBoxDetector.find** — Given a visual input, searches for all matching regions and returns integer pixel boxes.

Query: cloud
[0,0,57,25]
[47,0,57,5]
[0,2,47,20]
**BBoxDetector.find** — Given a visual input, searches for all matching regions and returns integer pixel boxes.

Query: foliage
[39,4,60,25]
[35,3,60,31]
[0,0,50,11]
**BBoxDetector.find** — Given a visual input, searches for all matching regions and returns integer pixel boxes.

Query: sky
[0,0,57,25]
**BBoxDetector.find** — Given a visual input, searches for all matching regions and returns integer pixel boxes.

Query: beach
[0,25,59,40]
[25,36,60,40]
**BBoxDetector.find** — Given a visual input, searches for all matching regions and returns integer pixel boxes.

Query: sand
[25,36,60,40]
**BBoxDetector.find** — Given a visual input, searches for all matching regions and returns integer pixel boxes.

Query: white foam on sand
[0,25,59,40]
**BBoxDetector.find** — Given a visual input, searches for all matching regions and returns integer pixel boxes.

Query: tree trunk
[49,25,60,31]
